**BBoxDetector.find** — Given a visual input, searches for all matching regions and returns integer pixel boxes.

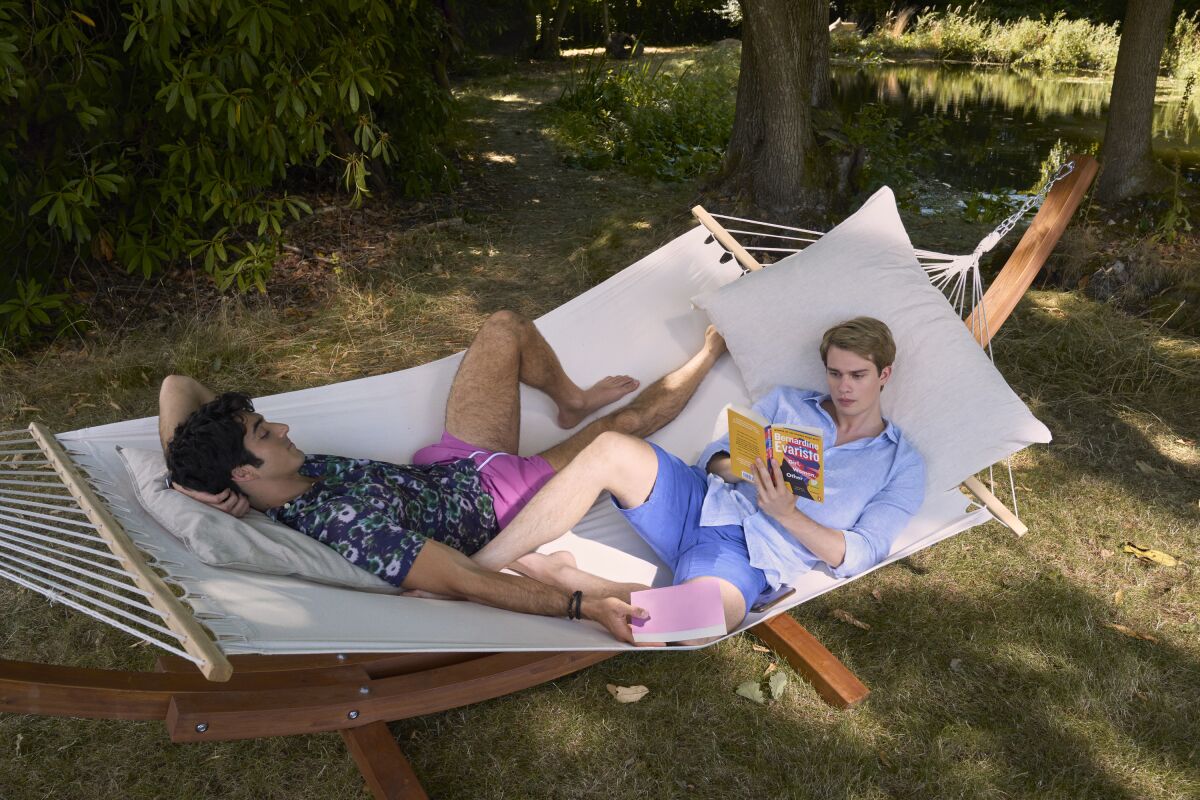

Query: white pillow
[692,186,1050,493]
[117,446,394,592]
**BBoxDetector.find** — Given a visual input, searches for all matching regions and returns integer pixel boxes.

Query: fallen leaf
[768,671,788,700]
[751,644,770,653]
[871,589,884,603]
[832,609,871,630]
[606,684,649,704]
[107,401,123,412]
[17,406,39,412]
[1135,460,1174,477]
[949,658,964,672]
[1122,542,1179,567]
[1175,438,1195,446]
[1105,623,1158,643]
[1100,548,1114,559]
[735,680,766,705]
[876,749,893,768]
[1114,589,1125,605]
[763,662,777,677]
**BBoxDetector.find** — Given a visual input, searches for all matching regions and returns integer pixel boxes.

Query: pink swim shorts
[411,431,557,529]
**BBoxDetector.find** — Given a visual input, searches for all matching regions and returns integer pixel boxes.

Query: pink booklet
[629,581,727,643]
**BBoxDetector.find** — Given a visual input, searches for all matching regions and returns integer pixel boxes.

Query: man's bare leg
[537,325,727,470]
[473,432,661,571]
[444,311,640,453]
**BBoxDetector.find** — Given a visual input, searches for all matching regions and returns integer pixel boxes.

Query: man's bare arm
[158,375,216,453]
[705,453,741,483]
[404,539,646,643]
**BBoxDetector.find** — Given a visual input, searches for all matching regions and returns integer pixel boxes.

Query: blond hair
[819,317,896,372]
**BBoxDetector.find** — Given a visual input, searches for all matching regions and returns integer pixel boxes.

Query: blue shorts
[614,443,769,613]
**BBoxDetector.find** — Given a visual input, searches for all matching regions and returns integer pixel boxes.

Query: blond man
[471,317,926,640]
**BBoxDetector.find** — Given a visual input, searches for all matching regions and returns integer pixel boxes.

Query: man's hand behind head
[172,483,251,518]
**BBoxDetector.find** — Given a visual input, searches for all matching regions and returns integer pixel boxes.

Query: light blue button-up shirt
[695,386,925,586]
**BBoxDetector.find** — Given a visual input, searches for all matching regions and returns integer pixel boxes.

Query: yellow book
[726,405,824,503]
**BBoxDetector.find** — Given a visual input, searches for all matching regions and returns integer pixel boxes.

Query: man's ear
[878,365,893,388]
[230,464,258,484]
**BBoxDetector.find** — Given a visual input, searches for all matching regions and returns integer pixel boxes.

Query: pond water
[830,62,1200,193]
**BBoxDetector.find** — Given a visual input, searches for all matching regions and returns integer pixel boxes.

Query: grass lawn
[1,51,1197,800]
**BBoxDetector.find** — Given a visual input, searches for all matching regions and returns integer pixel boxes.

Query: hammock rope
[0,428,231,676]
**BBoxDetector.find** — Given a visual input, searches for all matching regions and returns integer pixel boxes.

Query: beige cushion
[692,186,1051,493]
[117,446,394,591]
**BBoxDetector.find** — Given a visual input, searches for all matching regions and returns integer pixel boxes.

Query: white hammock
[0,172,1072,676]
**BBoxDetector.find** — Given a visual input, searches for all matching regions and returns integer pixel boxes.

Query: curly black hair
[166,392,264,496]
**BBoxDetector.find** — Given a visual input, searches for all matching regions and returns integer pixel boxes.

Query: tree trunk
[717,0,849,218]
[601,1,611,43]
[807,0,831,108]
[1096,0,1175,203]
[534,0,572,59]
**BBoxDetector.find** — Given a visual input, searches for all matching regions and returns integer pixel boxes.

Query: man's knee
[482,309,527,335]
[586,430,642,462]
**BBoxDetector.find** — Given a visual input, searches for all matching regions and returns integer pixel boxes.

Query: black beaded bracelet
[567,590,583,620]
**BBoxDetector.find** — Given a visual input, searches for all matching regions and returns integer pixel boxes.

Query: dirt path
[423,67,697,319]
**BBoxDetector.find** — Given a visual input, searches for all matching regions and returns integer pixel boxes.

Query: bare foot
[703,325,727,358]
[511,553,648,603]
[511,551,576,584]
[556,375,640,428]
[544,550,577,570]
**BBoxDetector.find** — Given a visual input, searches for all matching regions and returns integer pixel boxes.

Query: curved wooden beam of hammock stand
[0,155,1097,800]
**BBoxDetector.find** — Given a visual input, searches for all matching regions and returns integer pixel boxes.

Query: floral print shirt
[267,454,498,587]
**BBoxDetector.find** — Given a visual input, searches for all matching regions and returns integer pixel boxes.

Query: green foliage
[1165,11,1200,83]
[845,103,946,202]
[0,0,453,343]
[844,5,1126,73]
[0,278,76,343]
[961,191,1017,223]
[1154,75,1196,244]
[548,47,738,181]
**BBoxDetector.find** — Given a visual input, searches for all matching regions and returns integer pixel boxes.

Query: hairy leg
[472,432,660,571]
[538,325,727,471]
[445,311,639,453]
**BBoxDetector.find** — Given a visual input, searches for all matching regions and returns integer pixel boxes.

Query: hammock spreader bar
[4,423,234,680]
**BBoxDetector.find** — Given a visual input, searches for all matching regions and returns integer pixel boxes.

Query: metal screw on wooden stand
[336,653,346,661]
[195,723,208,733]
[347,710,359,720]
[359,686,370,695]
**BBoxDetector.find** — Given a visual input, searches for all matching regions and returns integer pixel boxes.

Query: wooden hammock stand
[0,156,1098,800]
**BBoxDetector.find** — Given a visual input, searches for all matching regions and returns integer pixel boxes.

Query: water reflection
[831,63,1200,191]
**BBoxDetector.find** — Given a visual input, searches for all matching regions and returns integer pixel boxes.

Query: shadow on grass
[996,294,1200,509]
[395,570,1199,800]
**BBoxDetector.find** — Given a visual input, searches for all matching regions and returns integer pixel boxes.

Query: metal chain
[972,159,1076,256]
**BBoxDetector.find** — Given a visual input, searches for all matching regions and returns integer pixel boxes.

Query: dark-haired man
[161,311,728,642]
[467,317,925,642]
